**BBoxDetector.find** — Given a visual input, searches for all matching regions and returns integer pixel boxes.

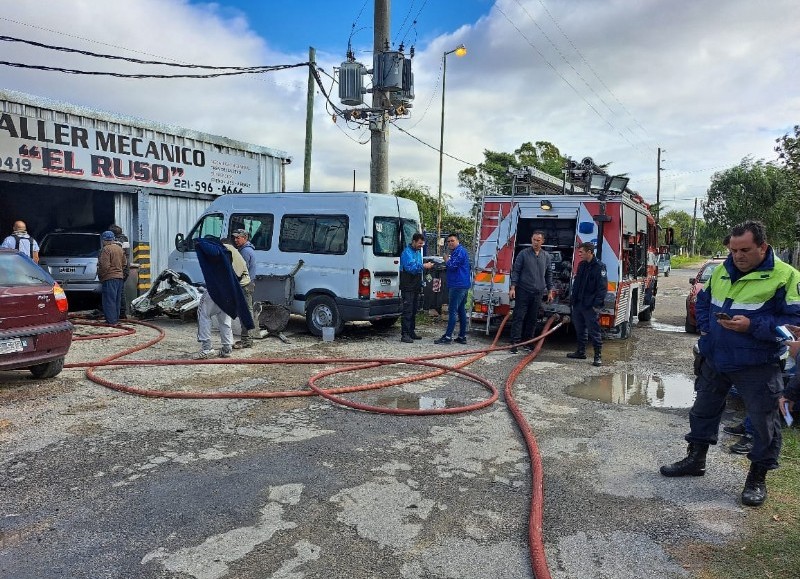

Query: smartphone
[776,325,794,341]
[715,312,731,320]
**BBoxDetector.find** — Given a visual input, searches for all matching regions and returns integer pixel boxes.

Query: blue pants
[688,359,784,469]
[510,287,543,343]
[570,305,602,352]
[101,278,124,325]
[445,287,468,339]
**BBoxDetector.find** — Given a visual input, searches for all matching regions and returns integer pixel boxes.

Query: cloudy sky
[1,0,797,217]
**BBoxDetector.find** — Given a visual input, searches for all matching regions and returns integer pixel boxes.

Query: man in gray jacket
[509,231,555,353]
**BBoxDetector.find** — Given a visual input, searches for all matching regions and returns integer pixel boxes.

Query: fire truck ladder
[471,193,519,335]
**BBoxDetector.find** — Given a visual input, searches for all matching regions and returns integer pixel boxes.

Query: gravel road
[0,268,753,578]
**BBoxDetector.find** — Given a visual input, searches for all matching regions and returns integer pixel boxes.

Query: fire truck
[471,164,659,339]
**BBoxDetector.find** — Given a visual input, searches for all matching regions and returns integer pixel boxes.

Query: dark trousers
[401,288,419,337]
[688,359,784,469]
[101,278,124,325]
[571,306,602,351]
[510,287,543,343]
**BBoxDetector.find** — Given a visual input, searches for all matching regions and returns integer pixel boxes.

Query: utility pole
[303,46,315,192]
[690,197,698,256]
[656,147,661,223]
[370,0,390,194]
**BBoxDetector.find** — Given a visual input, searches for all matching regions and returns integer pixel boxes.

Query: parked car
[656,254,671,277]
[0,249,73,378]
[685,258,726,333]
[38,230,103,294]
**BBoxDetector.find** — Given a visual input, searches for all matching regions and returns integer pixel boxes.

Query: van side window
[229,214,273,251]
[187,213,224,250]
[280,215,348,255]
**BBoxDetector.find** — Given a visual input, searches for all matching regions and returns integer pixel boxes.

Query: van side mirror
[175,233,186,252]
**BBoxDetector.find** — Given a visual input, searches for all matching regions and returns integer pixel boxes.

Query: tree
[391,178,476,247]
[457,141,567,208]
[702,157,796,248]
[660,210,693,251]
[775,125,800,181]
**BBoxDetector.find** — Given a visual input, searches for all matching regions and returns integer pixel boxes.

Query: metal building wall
[148,193,209,276]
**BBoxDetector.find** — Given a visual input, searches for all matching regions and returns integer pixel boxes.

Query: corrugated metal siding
[148,194,209,276]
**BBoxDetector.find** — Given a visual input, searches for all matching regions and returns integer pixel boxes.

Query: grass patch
[696,427,800,578]
[671,255,707,269]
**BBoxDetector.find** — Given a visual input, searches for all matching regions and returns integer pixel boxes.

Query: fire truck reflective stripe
[474,272,506,283]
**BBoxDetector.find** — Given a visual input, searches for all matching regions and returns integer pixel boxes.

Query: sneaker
[434,335,453,345]
[723,422,747,436]
[193,349,217,360]
[455,336,467,345]
[401,335,414,343]
[219,348,232,358]
[522,344,534,352]
[730,435,753,454]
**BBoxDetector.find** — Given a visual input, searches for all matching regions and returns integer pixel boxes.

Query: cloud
[1,0,798,220]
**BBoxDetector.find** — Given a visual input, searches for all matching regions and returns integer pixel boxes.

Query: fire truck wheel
[638,304,653,322]
[618,320,632,339]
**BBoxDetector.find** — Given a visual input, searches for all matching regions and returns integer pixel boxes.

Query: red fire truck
[471,166,659,338]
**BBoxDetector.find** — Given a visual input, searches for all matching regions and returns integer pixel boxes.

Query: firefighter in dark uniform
[567,242,607,367]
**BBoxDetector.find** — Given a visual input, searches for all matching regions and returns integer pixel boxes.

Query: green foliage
[457,141,568,210]
[391,178,476,247]
[775,124,800,183]
[703,157,797,248]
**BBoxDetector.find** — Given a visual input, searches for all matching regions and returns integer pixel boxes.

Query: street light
[436,43,467,255]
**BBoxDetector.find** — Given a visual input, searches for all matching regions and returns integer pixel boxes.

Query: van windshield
[187,213,224,248]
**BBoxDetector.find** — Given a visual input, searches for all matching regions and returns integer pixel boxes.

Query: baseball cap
[231,228,248,238]
[101,230,116,241]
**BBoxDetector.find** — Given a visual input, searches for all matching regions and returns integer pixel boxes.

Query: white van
[167,192,422,335]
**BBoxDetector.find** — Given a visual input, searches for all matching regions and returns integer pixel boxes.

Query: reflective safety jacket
[696,247,800,372]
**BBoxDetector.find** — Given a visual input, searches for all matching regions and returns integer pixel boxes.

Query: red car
[685,258,726,333]
[0,249,73,378]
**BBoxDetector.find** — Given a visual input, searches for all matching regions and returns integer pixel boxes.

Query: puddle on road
[648,321,687,333]
[568,372,696,408]
[374,394,460,410]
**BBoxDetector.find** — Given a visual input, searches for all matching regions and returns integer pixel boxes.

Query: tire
[370,316,399,329]
[29,357,65,379]
[306,295,343,337]
[664,269,670,277]
[618,320,632,339]
[685,316,697,334]
[638,305,653,322]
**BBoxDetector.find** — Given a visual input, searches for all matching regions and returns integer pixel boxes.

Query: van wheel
[370,317,398,329]
[306,295,343,337]
[29,357,65,379]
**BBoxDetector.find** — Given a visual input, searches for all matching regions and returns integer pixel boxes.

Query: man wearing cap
[2,220,40,263]
[98,230,126,325]
[232,229,256,348]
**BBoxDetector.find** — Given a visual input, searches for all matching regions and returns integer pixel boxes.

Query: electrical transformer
[373,51,404,92]
[338,61,366,106]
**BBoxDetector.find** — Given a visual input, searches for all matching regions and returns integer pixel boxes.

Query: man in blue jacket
[399,233,434,343]
[566,242,607,366]
[435,233,471,345]
[660,220,800,507]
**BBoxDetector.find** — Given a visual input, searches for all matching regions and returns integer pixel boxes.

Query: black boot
[741,463,768,506]
[566,348,586,359]
[660,443,708,477]
[592,347,602,367]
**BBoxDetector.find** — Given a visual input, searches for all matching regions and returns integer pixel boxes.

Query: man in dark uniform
[509,231,555,353]
[566,242,607,366]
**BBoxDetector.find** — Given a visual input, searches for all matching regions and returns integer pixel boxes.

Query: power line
[390,121,477,166]
[0,60,308,79]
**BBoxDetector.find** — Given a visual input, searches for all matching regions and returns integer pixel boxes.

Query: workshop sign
[0,112,260,194]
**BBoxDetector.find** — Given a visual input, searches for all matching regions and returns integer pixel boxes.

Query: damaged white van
[167,192,421,335]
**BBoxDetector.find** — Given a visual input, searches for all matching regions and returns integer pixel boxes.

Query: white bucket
[322,327,335,342]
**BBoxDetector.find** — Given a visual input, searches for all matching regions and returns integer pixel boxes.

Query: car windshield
[0,253,54,286]
[698,263,720,282]
[40,233,101,257]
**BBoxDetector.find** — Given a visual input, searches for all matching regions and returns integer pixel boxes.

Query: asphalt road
[1,268,754,578]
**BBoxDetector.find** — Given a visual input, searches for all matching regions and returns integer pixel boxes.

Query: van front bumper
[336,297,402,322]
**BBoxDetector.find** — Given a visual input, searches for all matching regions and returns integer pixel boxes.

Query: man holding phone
[660,220,800,507]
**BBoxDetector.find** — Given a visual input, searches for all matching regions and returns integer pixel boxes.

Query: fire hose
[67,314,564,579]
